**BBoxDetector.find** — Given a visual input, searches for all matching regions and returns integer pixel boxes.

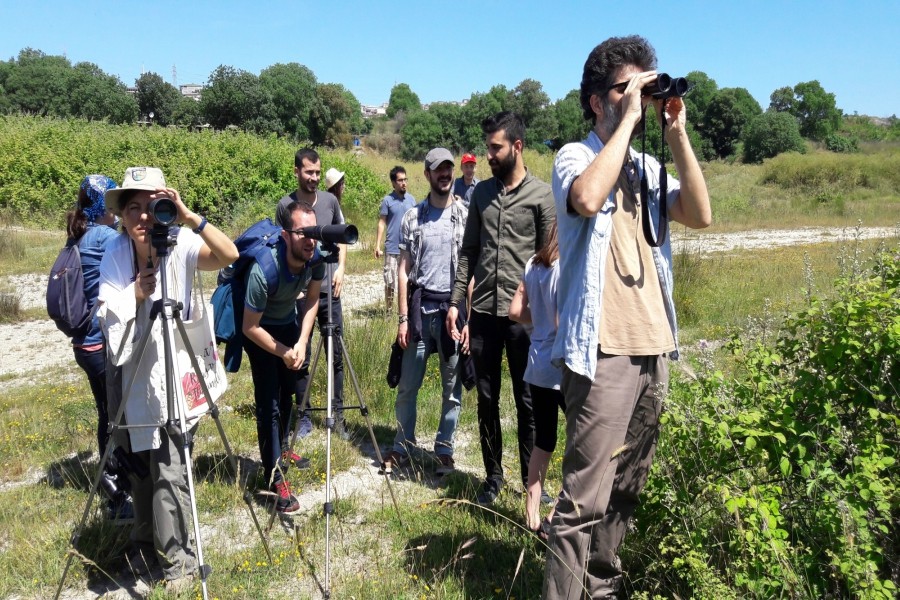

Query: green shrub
[759,149,900,194]
[825,133,860,153]
[625,249,900,598]
[741,111,806,163]
[0,114,387,230]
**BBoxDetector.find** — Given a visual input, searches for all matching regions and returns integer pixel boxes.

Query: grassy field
[1,119,899,597]
[1,223,897,597]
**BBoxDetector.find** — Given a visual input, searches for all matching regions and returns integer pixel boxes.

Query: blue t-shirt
[379,192,416,255]
[74,222,119,347]
[453,177,479,208]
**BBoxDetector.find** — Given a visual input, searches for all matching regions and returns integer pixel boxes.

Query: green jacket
[450,170,555,316]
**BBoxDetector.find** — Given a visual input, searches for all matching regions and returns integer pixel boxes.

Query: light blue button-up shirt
[551,131,681,379]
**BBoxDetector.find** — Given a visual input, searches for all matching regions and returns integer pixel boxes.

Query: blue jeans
[393,310,461,457]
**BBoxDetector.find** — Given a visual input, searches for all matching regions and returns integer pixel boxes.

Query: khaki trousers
[129,426,197,581]
[543,353,668,599]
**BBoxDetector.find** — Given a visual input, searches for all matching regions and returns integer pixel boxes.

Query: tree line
[2,48,895,165]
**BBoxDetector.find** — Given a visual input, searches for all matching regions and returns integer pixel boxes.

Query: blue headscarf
[80,174,117,222]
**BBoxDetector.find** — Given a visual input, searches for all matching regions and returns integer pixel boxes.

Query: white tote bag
[174,276,228,419]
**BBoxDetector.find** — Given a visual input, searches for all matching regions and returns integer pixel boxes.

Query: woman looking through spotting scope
[97,166,238,592]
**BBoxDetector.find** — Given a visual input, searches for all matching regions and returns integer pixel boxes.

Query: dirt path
[1,225,896,389]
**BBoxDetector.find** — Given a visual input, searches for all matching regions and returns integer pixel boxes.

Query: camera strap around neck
[638,101,669,248]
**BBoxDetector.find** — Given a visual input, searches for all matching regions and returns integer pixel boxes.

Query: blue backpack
[46,241,92,338]
[211,218,284,372]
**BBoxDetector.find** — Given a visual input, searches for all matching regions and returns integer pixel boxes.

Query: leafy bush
[742,111,807,163]
[0,114,387,229]
[625,249,900,598]
[759,149,900,194]
[825,133,860,153]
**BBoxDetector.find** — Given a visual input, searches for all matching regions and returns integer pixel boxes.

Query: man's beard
[489,150,516,181]
[598,98,643,141]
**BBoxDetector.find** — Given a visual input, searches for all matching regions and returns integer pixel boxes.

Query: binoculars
[643,73,689,100]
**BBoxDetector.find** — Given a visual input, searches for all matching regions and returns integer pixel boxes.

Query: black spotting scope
[300,224,359,245]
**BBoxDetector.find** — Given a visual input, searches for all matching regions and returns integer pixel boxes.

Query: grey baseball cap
[424,147,454,171]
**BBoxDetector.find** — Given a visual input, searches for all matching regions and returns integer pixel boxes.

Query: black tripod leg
[336,333,404,527]
[174,318,273,563]
[54,319,150,600]
[264,334,325,534]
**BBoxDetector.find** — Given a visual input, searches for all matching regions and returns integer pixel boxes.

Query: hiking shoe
[476,480,501,506]
[297,414,313,438]
[281,450,311,470]
[381,450,409,474]
[540,488,554,505]
[106,494,135,525]
[435,454,455,476]
[165,573,195,594]
[124,548,155,578]
[272,481,300,513]
[333,420,351,441]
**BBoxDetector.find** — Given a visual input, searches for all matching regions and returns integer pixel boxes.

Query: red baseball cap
[461,153,477,164]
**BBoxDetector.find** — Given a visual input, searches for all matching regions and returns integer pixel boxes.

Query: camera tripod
[265,240,403,599]
[55,226,270,600]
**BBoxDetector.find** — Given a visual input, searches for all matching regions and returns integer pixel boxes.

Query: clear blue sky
[2,0,897,117]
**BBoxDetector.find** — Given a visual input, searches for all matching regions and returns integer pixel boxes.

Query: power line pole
[172,65,178,89]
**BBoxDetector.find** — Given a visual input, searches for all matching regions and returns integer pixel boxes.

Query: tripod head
[150,224,179,257]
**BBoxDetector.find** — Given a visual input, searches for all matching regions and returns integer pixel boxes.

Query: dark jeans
[532,385,566,453]
[73,346,109,457]
[468,310,534,487]
[295,294,345,422]
[245,321,299,484]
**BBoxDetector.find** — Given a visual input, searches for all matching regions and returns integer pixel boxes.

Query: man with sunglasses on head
[543,36,711,599]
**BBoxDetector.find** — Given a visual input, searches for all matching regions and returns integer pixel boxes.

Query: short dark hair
[481,111,525,145]
[389,166,406,182]
[580,35,657,123]
[285,200,315,224]
[294,147,320,168]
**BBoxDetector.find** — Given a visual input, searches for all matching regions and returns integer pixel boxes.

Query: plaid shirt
[398,195,467,289]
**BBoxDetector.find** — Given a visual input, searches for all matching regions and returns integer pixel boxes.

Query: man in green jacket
[446,111,555,505]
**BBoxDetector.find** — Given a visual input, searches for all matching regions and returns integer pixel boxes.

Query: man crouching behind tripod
[98,167,238,591]
[543,37,711,599]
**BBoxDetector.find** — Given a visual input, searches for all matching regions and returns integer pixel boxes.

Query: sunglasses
[602,81,629,96]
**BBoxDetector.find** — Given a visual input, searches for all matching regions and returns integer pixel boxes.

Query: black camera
[300,224,359,245]
[149,196,178,226]
[643,73,689,100]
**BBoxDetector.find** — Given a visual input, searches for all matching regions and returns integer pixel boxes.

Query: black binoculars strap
[639,103,669,248]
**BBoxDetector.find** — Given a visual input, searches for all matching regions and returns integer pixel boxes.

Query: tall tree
[309,82,361,147]
[386,83,421,118]
[135,72,181,125]
[259,62,317,140]
[702,87,762,158]
[459,85,509,151]
[791,80,842,140]
[426,102,465,152]
[506,78,550,128]
[200,65,278,133]
[66,61,135,124]
[768,86,795,113]
[554,89,591,146]
[4,49,73,116]
[683,71,718,123]
[400,109,442,160]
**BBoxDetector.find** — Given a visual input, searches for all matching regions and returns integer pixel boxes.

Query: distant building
[180,84,203,101]
[361,102,388,118]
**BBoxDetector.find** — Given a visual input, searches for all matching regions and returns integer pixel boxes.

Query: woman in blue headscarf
[66,174,133,521]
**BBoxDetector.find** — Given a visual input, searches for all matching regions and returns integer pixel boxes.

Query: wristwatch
[398,314,409,324]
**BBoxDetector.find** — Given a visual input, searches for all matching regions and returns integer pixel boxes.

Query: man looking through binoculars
[543,36,711,599]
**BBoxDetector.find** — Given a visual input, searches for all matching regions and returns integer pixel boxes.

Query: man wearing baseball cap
[382,148,469,475]
[453,152,480,208]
